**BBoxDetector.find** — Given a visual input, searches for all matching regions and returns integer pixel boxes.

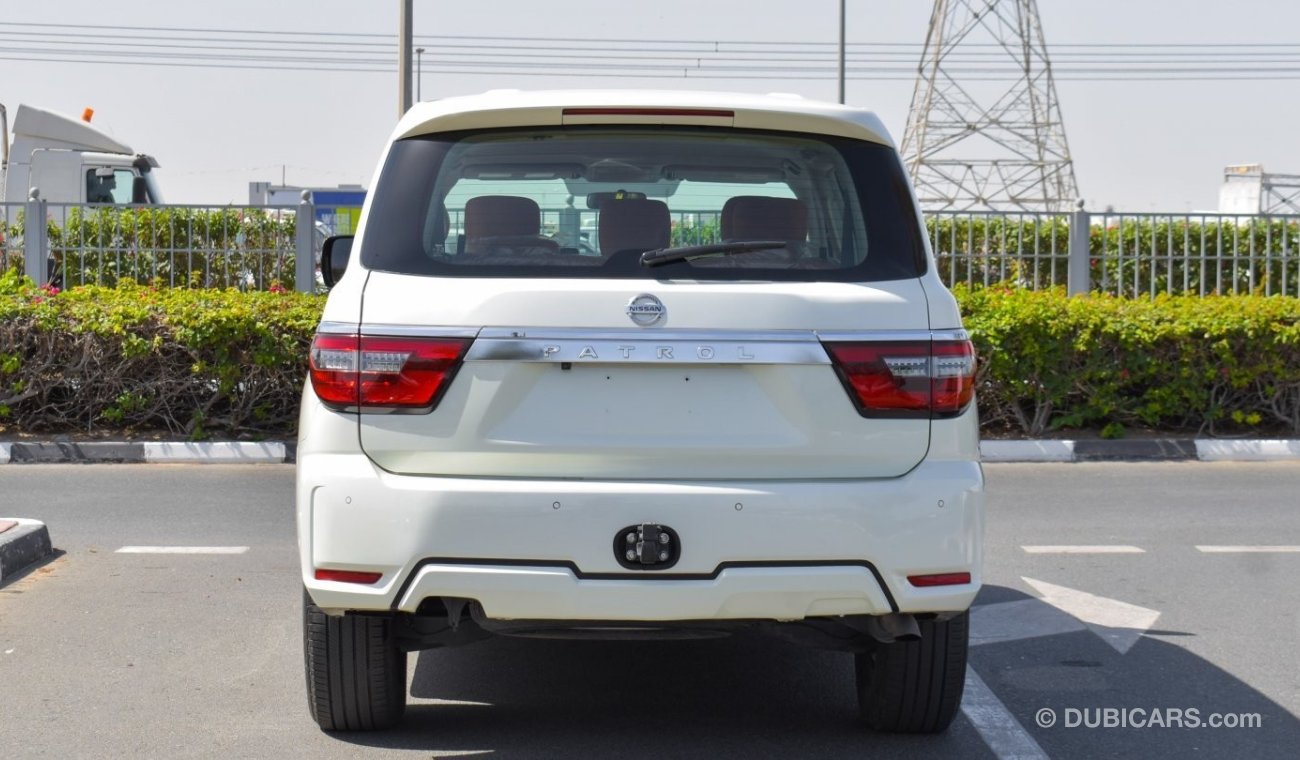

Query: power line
[6,21,1300,81]
[10,32,1300,65]
[5,20,1300,49]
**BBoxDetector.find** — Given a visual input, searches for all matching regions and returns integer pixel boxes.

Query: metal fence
[46,202,302,290]
[5,198,1299,298]
[0,202,22,276]
[928,209,1300,297]
[2,194,317,292]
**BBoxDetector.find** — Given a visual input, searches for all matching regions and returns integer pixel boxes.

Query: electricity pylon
[901,0,1080,212]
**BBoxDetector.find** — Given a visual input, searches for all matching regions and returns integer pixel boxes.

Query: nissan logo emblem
[626,294,666,326]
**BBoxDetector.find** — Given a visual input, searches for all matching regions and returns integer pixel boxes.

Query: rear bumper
[395,562,895,620]
[297,449,984,621]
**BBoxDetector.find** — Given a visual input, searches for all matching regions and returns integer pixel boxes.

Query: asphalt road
[1,463,1297,759]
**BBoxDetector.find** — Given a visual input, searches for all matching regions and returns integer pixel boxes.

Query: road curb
[979,440,1074,462]
[981,438,1300,463]
[0,519,54,587]
[1073,438,1198,461]
[0,439,1296,464]
[1195,439,1300,461]
[142,442,288,463]
[0,441,293,464]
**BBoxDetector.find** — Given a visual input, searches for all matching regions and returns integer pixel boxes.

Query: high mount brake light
[309,334,471,411]
[823,339,975,419]
[561,107,735,118]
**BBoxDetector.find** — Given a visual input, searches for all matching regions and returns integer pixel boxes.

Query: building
[1218,165,1300,214]
[248,182,367,234]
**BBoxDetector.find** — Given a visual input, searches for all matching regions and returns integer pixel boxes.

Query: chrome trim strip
[316,320,359,335]
[475,327,820,342]
[815,329,939,342]
[465,337,830,365]
[317,323,482,339]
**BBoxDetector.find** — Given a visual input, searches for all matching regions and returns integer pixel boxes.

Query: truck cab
[2,104,162,204]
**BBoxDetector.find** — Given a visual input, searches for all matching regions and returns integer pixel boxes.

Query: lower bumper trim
[392,559,898,621]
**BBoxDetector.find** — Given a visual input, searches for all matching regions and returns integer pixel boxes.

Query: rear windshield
[361,126,926,282]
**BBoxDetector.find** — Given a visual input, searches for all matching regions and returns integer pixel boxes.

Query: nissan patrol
[298,89,983,734]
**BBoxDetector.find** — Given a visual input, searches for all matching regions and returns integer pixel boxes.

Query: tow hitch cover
[614,523,681,571]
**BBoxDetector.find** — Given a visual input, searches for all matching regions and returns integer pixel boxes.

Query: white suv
[298,90,983,734]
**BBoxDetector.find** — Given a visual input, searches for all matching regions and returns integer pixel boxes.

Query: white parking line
[1022,545,1145,554]
[115,546,250,554]
[961,665,1049,759]
[1196,545,1300,553]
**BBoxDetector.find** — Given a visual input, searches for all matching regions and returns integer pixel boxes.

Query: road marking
[1022,577,1160,655]
[961,665,1049,760]
[971,598,1086,647]
[1022,545,1145,554]
[1196,545,1300,553]
[115,546,249,554]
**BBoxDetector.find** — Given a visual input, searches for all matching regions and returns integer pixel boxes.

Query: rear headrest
[464,196,542,239]
[599,199,671,255]
[721,196,808,242]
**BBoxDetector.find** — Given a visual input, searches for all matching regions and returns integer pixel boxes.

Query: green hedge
[0,271,321,438]
[1,272,1297,440]
[956,285,1300,437]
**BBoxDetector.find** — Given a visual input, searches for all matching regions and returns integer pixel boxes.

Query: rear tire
[854,611,968,733]
[304,590,407,731]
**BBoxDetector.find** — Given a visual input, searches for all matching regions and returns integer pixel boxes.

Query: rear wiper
[639,240,787,267]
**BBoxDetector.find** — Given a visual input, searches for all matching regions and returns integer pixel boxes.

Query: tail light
[823,339,975,419]
[309,334,471,411]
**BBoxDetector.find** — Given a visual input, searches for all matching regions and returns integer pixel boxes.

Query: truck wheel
[854,611,968,733]
[304,590,407,731]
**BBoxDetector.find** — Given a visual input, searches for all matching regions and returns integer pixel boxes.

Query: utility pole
[837,0,846,104]
[398,0,413,117]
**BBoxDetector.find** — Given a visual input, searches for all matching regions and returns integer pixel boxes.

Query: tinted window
[361,127,925,282]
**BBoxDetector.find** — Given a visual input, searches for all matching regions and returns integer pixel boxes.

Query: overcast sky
[3,0,1295,210]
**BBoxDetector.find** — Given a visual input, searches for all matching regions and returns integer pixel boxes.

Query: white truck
[1,103,162,204]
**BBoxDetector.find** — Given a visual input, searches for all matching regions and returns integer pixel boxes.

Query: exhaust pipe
[862,613,922,643]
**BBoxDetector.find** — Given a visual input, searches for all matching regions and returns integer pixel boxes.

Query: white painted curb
[1195,439,1300,462]
[0,517,45,529]
[1,439,1295,464]
[142,442,286,463]
[980,440,1075,462]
